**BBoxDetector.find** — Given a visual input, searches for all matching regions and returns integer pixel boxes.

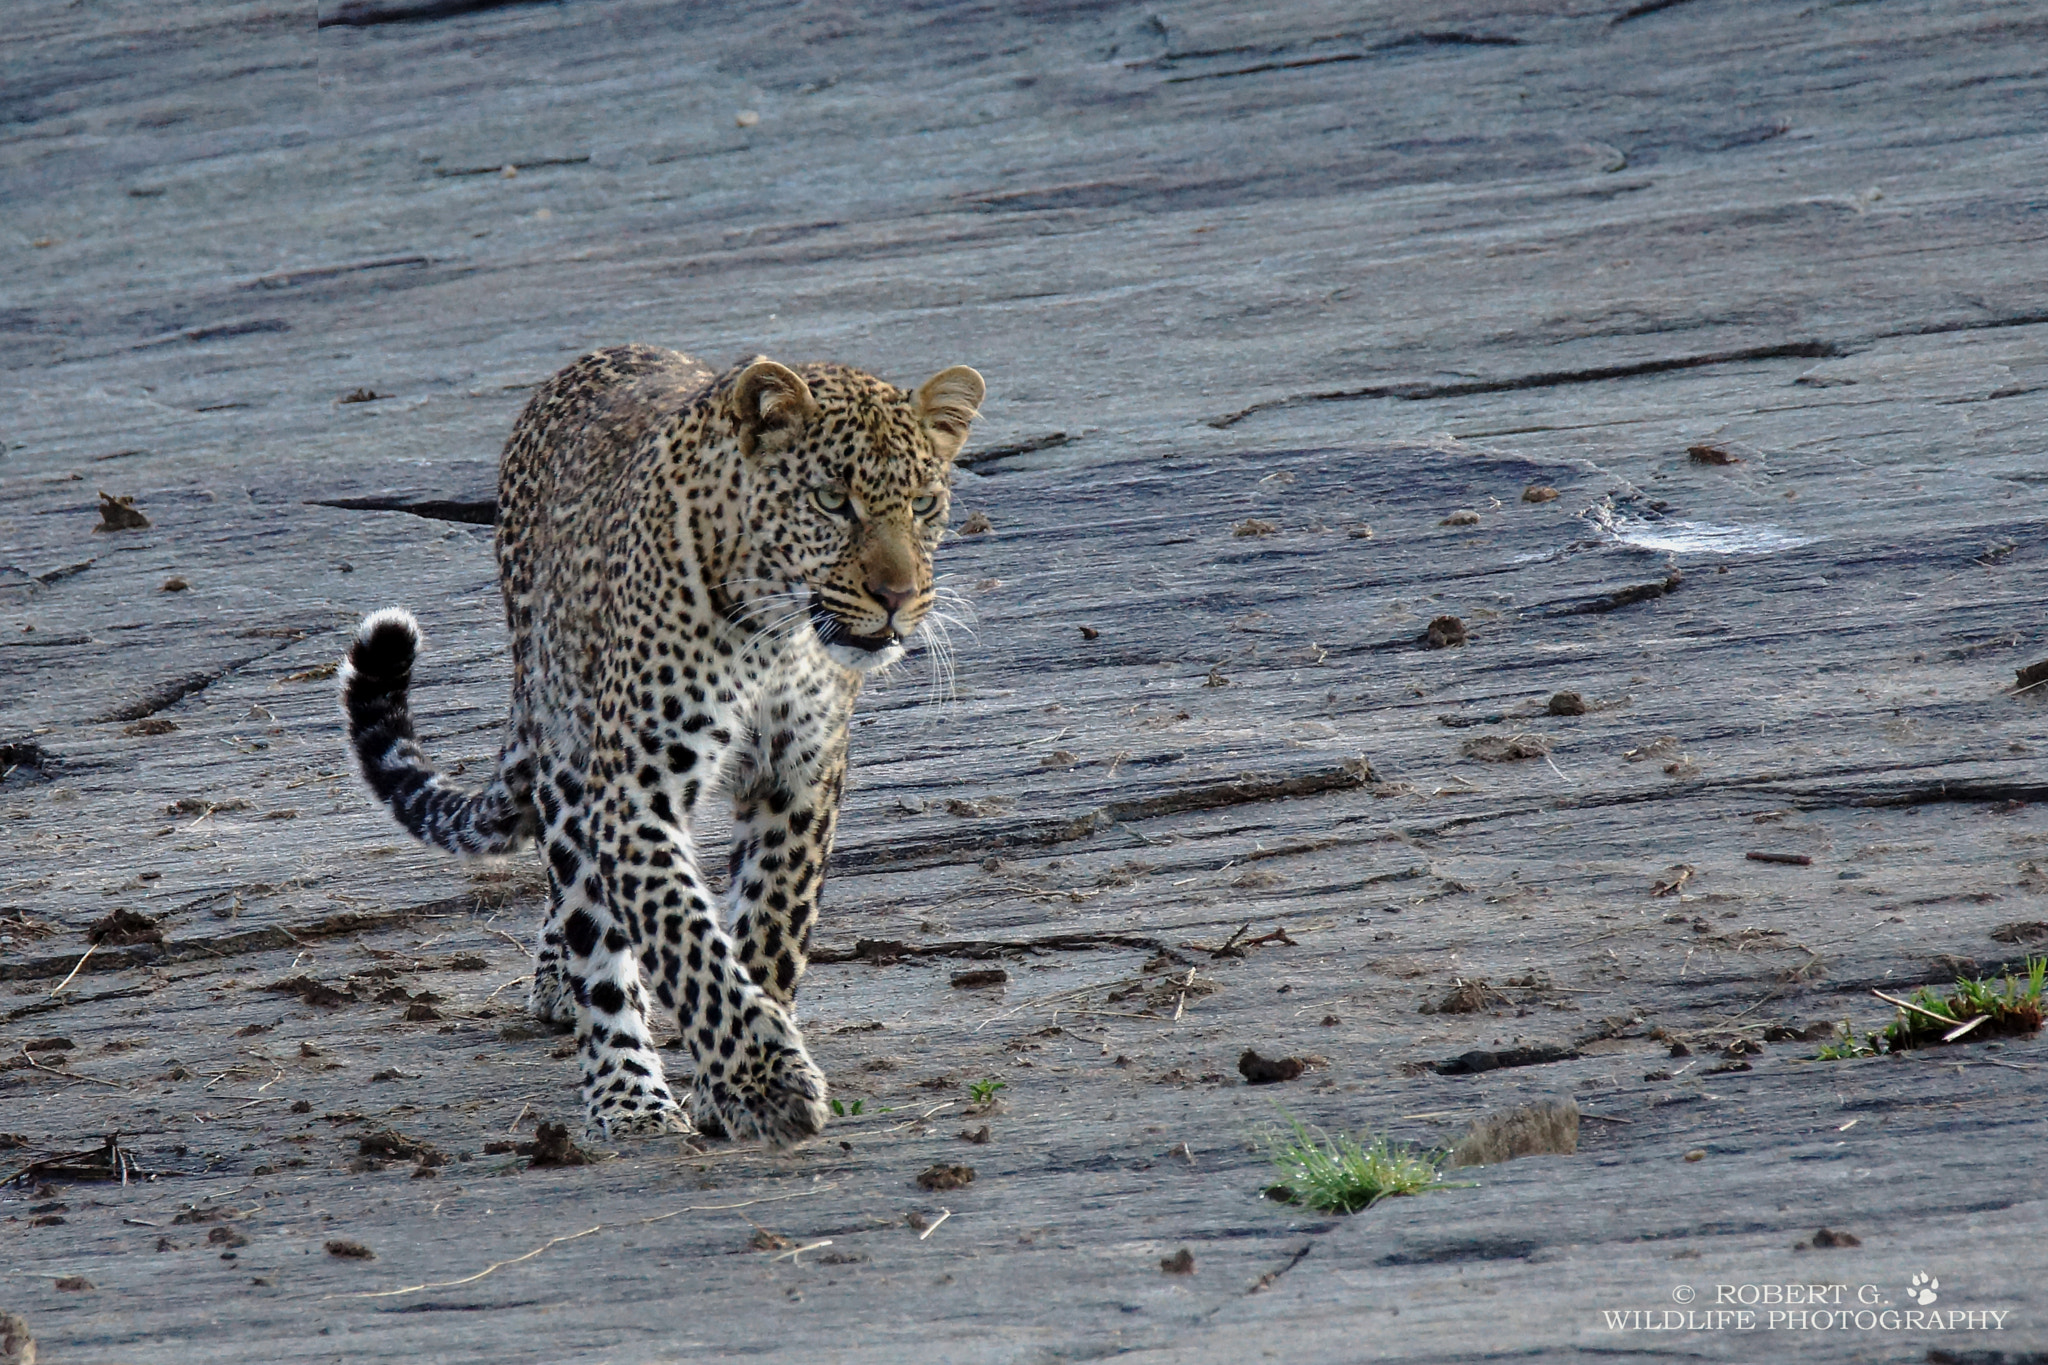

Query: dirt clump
[1237,1049,1306,1084]
[1461,733,1552,762]
[86,908,162,946]
[1423,615,1467,648]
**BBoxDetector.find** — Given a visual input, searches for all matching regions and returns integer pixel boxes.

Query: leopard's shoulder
[497,346,719,537]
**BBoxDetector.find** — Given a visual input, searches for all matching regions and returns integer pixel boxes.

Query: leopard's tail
[340,608,537,856]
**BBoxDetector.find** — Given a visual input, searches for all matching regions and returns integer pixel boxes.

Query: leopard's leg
[590,739,828,1146]
[545,816,689,1139]
[728,679,852,1010]
[525,868,576,1028]
[521,726,576,1025]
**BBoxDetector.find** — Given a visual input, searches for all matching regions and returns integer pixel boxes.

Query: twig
[975,977,1145,1032]
[1651,866,1694,898]
[1871,989,1958,1027]
[486,974,534,1004]
[918,1208,952,1241]
[1942,1014,1990,1043]
[1747,851,1812,866]
[772,1238,833,1264]
[1565,923,1650,949]
[335,1184,839,1299]
[18,1046,128,1090]
[50,941,97,996]
[507,1102,531,1134]
[484,927,532,954]
[1576,1112,1633,1124]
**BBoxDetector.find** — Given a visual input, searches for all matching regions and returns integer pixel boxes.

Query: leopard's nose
[865,578,916,619]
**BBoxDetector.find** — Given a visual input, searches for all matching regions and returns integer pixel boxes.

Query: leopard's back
[496,346,718,742]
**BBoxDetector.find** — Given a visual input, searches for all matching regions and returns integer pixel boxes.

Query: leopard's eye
[911,494,938,516]
[810,487,849,514]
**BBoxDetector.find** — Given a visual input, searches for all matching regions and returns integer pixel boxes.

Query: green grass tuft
[1881,956,2045,1051]
[1264,1112,1454,1214]
[1814,1020,1881,1060]
[1816,957,2045,1060]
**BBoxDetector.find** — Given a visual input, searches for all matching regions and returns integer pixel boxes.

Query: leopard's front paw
[583,1090,694,1143]
[693,1020,828,1147]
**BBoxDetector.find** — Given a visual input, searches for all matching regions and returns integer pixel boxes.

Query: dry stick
[1943,1014,1991,1043]
[485,974,533,1004]
[975,977,1145,1032]
[334,1184,841,1300]
[771,1238,833,1264]
[1870,989,1959,1027]
[1709,985,1789,1029]
[918,1208,952,1241]
[49,941,97,996]
[17,1046,128,1090]
[1651,867,1693,897]
[1565,923,1650,950]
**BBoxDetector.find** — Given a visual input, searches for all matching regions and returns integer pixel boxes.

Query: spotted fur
[341,345,983,1144]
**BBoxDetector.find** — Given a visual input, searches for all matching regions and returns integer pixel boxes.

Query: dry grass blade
[333,1184,840,1299]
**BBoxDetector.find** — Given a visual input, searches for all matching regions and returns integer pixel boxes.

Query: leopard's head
[722,357,984,673]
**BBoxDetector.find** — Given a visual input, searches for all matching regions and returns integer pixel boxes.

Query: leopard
[339,344,983,1146]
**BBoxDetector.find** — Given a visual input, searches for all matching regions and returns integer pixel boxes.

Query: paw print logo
[1908,1274,1939,1306]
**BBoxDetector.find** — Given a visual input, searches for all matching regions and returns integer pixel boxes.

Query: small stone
[94,491,149,532]
[1547,691,1587,716]
[1424,615,1467,649]
[958,511,993,534]
[1440,509,1481,526]
[1683,1149,1706,1163]
[160,577,189,592]
[1522,485,1559,503]
[324,1239,375,1260]
[1233,518,1277,537]
[1160,1247,1195,1275]
[736,110,760,128]
[1237,1049,1306,1085]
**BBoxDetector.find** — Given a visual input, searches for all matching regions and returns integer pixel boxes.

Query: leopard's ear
[914,366,985,461]
[732,359,817,459]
